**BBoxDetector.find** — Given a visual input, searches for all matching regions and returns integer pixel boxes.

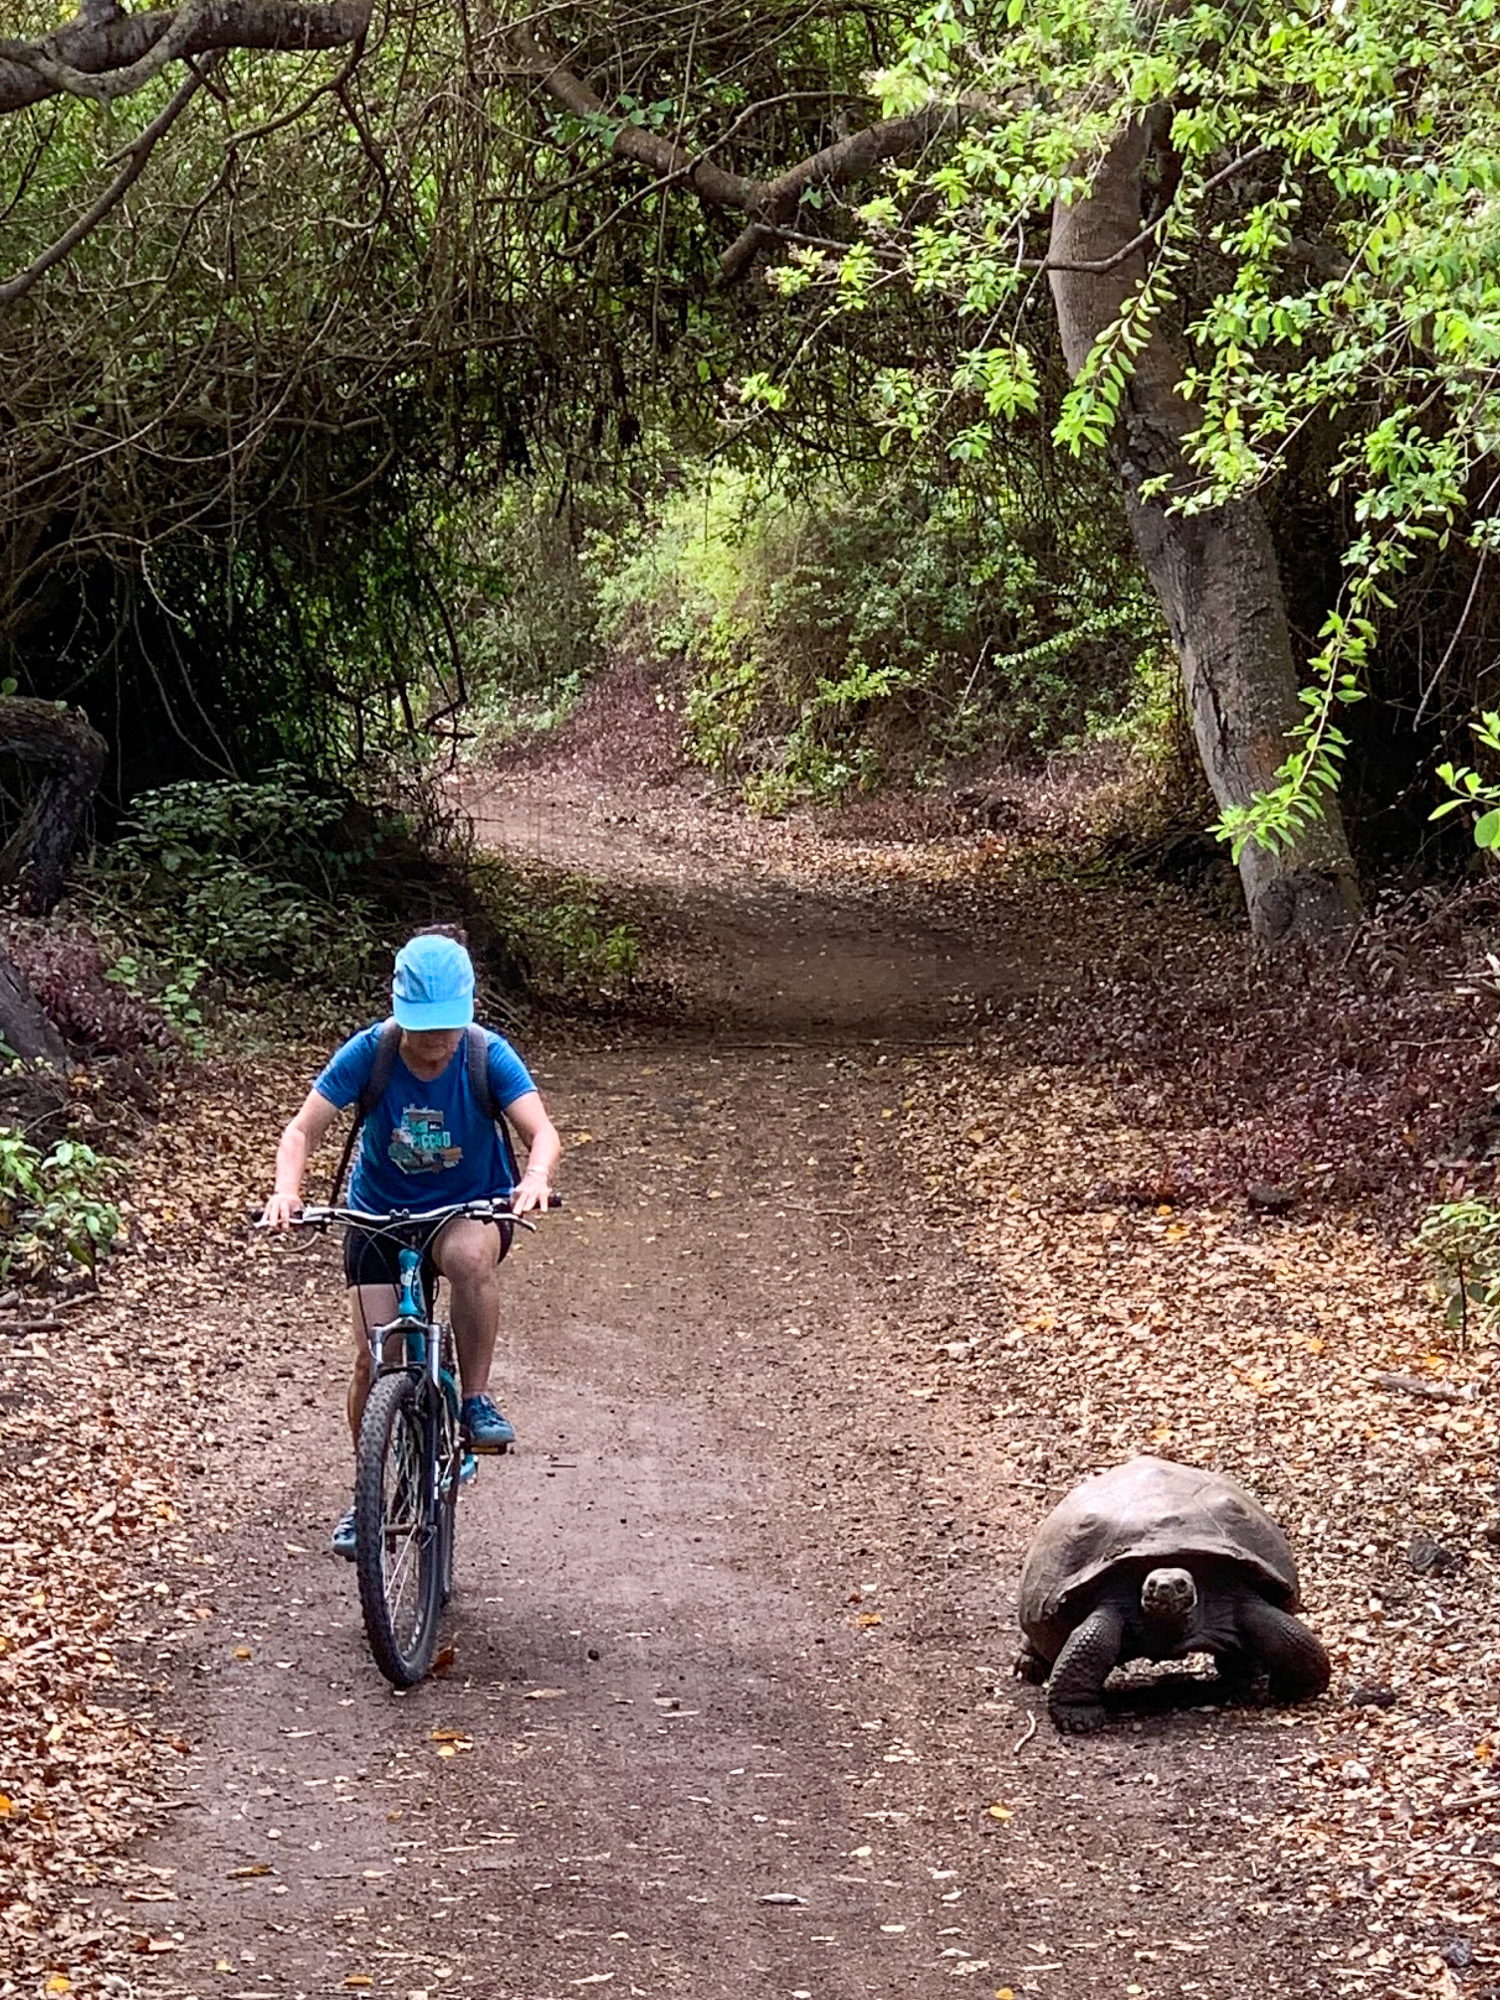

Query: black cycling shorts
[342,1218,513,1294]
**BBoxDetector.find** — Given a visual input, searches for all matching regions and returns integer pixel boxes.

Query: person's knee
[447,1256,502,1301]
[437,1232,503,1289]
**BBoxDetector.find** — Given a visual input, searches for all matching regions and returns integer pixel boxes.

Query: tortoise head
[1140,1565,1197,1640]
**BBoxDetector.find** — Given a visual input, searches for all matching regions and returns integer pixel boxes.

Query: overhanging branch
[508,25,970,285]
[0,0,371,116]
[0,59,215,305]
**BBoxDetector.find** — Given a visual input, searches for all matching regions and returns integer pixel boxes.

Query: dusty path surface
[115,769,1391,2000]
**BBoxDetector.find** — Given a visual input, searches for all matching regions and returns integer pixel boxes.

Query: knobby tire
[355,1371,444,1688]
[438,1438,457,1609]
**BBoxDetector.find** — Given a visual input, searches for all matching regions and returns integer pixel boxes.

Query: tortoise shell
[1017,1455,1302,1662]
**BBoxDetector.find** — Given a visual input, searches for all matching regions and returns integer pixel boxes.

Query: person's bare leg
[348,1283,397,1446]
[431,1219,505,1397]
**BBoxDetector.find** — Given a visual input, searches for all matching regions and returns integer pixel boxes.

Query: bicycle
[261,1195,555,1688]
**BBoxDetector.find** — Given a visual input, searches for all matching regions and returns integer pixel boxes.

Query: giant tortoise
[1015,1455,1330,1733]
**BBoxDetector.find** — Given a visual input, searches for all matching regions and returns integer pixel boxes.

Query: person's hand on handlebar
[262,1191,304,1230]
[509,1168,553,1218]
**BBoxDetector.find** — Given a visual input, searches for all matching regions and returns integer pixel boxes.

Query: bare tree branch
[507,24,754,207]
[0,58,215,306]
[508,24,971,283]
[2,0,210,106]
[0,0,371,115]
[717,104,961,280]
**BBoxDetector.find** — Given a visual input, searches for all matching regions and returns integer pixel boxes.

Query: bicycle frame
[375,1246,461,1548]
[371,1243,449,1387]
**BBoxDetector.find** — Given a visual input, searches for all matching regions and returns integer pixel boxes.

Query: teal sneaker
[461,1394,515,1453]
[331,1506,357,1560]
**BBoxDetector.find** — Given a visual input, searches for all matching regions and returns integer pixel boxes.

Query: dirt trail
[123,769,1364,2000]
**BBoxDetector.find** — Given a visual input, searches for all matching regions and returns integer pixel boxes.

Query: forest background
[2,0,1500,1283]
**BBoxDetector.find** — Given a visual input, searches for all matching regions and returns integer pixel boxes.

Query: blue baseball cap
[392,933,475,1030]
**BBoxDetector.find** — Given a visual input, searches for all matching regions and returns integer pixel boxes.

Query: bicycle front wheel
[437,1441,458,1608]
[355,1371,444,1687]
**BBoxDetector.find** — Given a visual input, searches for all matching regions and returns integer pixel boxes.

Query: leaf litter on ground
[10,737,1500,1995]
[0,1047,324,1997]
[483,744,1500,1993]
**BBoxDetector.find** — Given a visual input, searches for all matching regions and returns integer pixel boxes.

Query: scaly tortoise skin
[1014,1456,1331,1733]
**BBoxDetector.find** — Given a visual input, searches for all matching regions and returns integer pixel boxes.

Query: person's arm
[505,1090,561,1215]
[264,1089,342,1227]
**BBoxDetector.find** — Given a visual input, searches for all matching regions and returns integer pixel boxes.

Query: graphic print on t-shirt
[389,1104,463,1174]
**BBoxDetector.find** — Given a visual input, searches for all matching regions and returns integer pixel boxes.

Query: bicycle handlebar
[251,1192,562,1231]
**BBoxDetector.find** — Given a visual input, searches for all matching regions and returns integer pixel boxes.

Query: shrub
[6,926,172,1055]
[1415,1197,1500,1346]
[469,860,641,1000]
[455,483,618,745]
[0,1128,120,1279]
[602,467,1166,802]
[83,768,386,995]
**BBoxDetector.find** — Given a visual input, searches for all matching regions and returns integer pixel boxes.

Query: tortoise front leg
[1210,1642,1258,1697]
[1233,1595,1331,1705]
[1046,1604,1125,1734]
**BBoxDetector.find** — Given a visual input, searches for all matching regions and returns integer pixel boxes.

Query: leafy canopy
[785,0,1500,852]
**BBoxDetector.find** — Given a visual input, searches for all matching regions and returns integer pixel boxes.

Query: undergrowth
[1034,883,1500,1231]
[62,765,642,1039]
[595,466,1167,808]
[1414,1195,1500,1345]
[0,1126,119,1281]
[0,765,643,1283]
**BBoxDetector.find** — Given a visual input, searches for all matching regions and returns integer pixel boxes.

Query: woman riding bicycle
[262,926,561,1556]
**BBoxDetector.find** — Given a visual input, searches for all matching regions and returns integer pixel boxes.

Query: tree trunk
[1047,122,1361,948]
[0,943,67,1065]
[0,697,107,914]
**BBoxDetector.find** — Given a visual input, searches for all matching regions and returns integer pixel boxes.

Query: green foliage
[0,13,507,784]
[104,954,208,1049]
[473,865,641,995]
[608,467,1164,801]
[1,1,863,793]
[1434,713,1500,850]
[824,0,1500,853]
[0,1128,120,1280]
[1415,1195,1500,1343]
[453,484,620,743]
[83,769,387,997]
[517,896,641,984]
[74,768,641,1024]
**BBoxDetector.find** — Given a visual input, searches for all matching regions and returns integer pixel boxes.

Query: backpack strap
[466,1023,521,1191]
[330,1017,402,1202]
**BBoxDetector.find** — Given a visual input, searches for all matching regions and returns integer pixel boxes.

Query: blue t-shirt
[314,1025,536,1213]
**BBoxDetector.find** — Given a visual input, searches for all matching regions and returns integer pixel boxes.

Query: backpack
[330,1019,521,1203]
